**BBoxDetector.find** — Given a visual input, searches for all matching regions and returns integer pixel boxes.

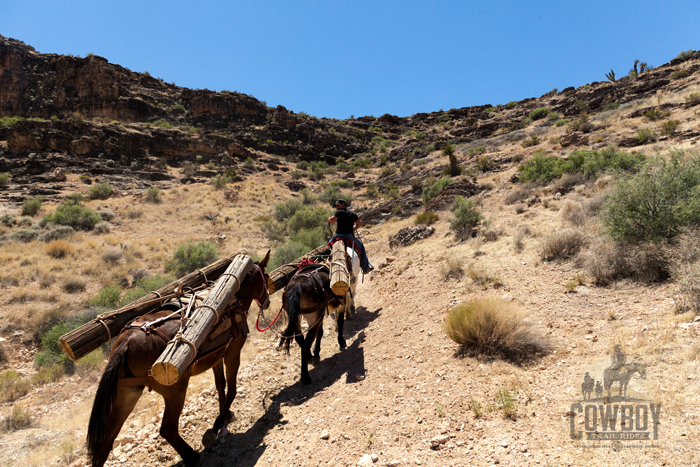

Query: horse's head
[238,250,271,311]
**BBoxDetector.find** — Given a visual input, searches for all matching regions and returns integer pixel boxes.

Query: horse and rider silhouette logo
[580,344,649,403]
[570,345,661,446]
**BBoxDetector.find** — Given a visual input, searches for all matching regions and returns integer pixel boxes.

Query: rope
[97,319,112,341]
[174,330,197,357]
[197,304,222,323]
[264,307,326,339]
[256,306,284,332]
[198,269,208,283]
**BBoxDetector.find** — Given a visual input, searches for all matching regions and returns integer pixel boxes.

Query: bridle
[253,263,270,309]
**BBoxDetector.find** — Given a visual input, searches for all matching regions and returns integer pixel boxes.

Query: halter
[253,263,270,309]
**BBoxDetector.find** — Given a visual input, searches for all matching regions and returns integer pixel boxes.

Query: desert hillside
[1,37,699,466]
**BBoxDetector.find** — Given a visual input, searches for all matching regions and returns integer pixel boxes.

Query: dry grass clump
[538,229,587,261]
[94,221,112,234]
[0,370,31,403]
[585,240,670,285]
[513,226,530,253]
[443,298,549,361]
[504,185,534,205]
[1,404,32,432]
[482,227,501,242]
[44,240,75,258]
[102,246,123,263]
[62,276,87,293]
[560,200,586,226]
[440,256,464,281]
[553,172,586,195]
[467,263,503,287]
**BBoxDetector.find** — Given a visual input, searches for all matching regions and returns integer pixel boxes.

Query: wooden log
[151,254,253,386]
[267,243,331,294]
[59,252,244,361]
[330,241,350,297]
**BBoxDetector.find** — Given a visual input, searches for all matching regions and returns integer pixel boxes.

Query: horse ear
[260,249,271,268]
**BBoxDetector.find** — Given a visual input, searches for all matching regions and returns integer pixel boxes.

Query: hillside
[1,36,700,467]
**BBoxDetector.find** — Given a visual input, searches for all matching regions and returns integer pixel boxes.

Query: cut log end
[151,362,180,386]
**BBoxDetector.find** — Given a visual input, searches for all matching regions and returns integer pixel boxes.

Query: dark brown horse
[87,252,270,467]
[278,263,351,384]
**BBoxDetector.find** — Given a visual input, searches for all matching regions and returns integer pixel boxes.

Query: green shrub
[519,146,645,182]
[661,119,681,136]
[9,228,41,243]
[365,183,378,197]
[119,274,175,306]
[0,370,31,403]
[450,196,482,239]
[144,186,162,203]
[443,298,548,361]
[635,127,657,144]
[422,177,452,204]
[210,174,231,190]
[243,157,255,167]
[21,196,43,216]
[89,284,121,308]
[43,201,102,231]
[0,173,10,188]
[506,101,518,109]
[415,211,439,225]
[603,151,700,242]
[88,183,114,200]
[0,213,16,227]
[318,185,353,207]
[2,405,32,432]
[675,49,695,62]
[644,109,671,121]
[555,118,571,127]
[530,107,549,120]
[287,206,331,232]
[274,198,304,221]
[290,169,304,180]
[270,241,310,269]
[0,116,23,128]
[37,225,74,242]
[165,241,219,277]
[521,135,540,148]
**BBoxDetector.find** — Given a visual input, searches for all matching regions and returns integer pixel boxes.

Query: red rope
[256,306,284,332]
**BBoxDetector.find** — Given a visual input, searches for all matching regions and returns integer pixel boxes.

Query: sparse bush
[521,135,540,148]
[476,155,496,172]
[0,371,31,403]
[555,118,571,127]
[102,247,123,263]
[466,263,502,287]
[89,284,121,308]
[21,196,43,216]
[88,182,114,200]
[182,161,197,177]
[0,173,10,188]
[450,196,482,240]
[586,240,670,285]
[635,127,657,144]
[144,186,162,202]
[318,184,353,207]
[553,172,586,195]
[443,298,548,361]
[422,177,452,204]
[243,157,255,167]
[560,200,586,226]
[210,174,231,190]
[415,211,439,226]
[95,209,115,221]
[513,226,529,253]
[165,241,219,277]
[495,389,517,420]
[0,213,16,227]
[124,208,143,219]
[45,240,75,258]
[365,183,378,198]
[62,277,87,293]
[75,348,104,375]
[16,216,33,227]
[644,109,671,121]
[43,201,102,231]
[2,405,32,432]
[538,229,587,261]
[94,221,111,234]
[675,49,696,62]
[670,69,690,80]
[410,177,423,192]
[530,107,549,120]
[378,165,396,179]
[37,225,74,242]
[8,228,41,243]
[504,185,534,205]
[440,257,464,281]
[661,119,681,136]
[506,101,518,108]
[270,241,311,270]
[300,188,315,205]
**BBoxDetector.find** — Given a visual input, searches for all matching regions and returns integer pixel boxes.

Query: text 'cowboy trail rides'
[569,345,661,451]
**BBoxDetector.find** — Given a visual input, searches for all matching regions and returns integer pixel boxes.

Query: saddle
[290,265,332,314]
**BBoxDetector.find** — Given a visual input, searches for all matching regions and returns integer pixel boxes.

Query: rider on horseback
[610,344,627,375]
[328,199,374,274]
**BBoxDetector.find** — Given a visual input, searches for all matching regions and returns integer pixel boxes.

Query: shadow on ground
[191,306,381,467]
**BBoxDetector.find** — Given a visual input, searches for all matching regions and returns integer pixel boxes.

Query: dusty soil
[4,194,699,467]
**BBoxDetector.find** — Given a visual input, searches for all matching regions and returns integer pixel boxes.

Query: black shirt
[333,208,359,235]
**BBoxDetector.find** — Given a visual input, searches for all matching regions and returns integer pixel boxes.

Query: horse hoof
[225,410,235,424]
[309,356,320,364]
[301,376,312,385]
[338,340,346,349]
[202,429,216,449]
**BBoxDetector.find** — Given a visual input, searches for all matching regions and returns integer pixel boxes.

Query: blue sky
[2,1,699,119]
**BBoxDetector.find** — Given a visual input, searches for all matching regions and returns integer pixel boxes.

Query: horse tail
[87,344,127,467]
[281,283,301,354]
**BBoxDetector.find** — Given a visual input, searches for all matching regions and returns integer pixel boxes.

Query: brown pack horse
[87,252,270,467]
